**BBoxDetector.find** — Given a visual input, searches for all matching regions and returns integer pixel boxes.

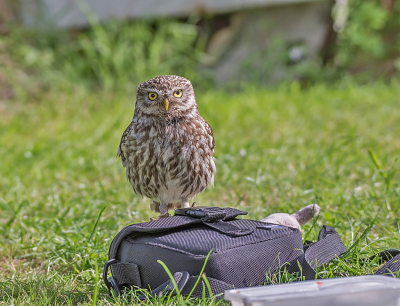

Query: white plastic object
[224,275,400,306]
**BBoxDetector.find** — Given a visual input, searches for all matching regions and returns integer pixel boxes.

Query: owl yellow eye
[173,90,183,98]
[148,92,158,101]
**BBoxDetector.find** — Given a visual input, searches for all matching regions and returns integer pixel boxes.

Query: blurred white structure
[20,0,330,29]
[18,0,333,83]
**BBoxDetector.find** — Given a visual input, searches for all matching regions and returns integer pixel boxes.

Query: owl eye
[173,90,183,98]
[148,92,158,101]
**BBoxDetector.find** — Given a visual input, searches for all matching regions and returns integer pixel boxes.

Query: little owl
[118,75,216,218]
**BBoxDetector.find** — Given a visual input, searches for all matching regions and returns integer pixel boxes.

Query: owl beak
[163,98,170,111]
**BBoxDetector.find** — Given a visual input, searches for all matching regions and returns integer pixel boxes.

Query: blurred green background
[1,0,400,305]
[1,0,400,94]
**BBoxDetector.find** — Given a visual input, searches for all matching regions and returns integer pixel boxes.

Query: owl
[118,75,216,218]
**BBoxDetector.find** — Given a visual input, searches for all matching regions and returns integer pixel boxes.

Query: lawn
[1,80,400,305]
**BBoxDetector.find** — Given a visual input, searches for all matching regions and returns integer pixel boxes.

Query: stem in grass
[88,206,106,242]
[303,213,319,243]
[202,273,213,298]
[342,221,375,258]
[91,263,99,306]
[186,249,213,300]
[157,260,181,299]
[6,200,25,227]
[368,148,390,188]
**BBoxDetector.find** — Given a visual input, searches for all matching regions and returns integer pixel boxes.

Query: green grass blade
[186,249,213,300]
[368,148,390,187]
[202,274,213,298]
[91,263,99,306]
[87,206,107,242]
[157,260,180,299]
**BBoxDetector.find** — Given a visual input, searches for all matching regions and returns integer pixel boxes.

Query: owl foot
[150,212,171,221]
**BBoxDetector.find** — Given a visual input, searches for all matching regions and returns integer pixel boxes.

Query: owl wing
[118,120,147,197]
[199,117,216,186]
[117,121,135,167]
[201,118,215,152]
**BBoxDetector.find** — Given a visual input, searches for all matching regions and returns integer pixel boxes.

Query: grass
[1,78,400,305]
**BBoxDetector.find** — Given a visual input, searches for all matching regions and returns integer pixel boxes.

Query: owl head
[134,75,198,118]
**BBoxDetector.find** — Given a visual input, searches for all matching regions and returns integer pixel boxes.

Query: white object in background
[261,203,320,230]
[224,275,400,306]
[19,0,329,29]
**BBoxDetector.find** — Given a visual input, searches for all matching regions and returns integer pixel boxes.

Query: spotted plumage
[118,75,216,217]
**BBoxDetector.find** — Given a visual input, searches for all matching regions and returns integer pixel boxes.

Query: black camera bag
[103,207,400,299]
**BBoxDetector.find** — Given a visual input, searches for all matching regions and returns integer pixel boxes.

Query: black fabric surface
[126,219,297,255]
[109,207,249,259]
[106,208,303,295]
[105,209,400,300]
[305,230,347,268]
[286,226,347,280]
[110,262,141,287]
[115,220,302,290]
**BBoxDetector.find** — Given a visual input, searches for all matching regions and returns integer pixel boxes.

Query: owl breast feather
[121,116,215,203]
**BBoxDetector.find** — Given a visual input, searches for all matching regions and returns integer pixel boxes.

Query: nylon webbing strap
[198,207,252,236]
[289,228,400,281]
[137,271,190,299]
[110,262,141,287]
[104,258,233,300]
[371,249,400,276]
[288,225,347,280]
[136,272,232,300]
[193,207,247,221]
[181,275,233,298]
[201,220,253,236]
[305,227,347,268]
[286,253,320,280]
[199,207,227,222]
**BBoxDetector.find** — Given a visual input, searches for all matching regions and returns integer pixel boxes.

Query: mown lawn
[1,81,400,305]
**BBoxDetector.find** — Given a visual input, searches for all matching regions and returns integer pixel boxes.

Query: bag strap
[103,260,232,300]
[305,226,348,269]
[290,226,400,279]
[286,225,347,279]
[370,249,400,276]
[138,272,232,300]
